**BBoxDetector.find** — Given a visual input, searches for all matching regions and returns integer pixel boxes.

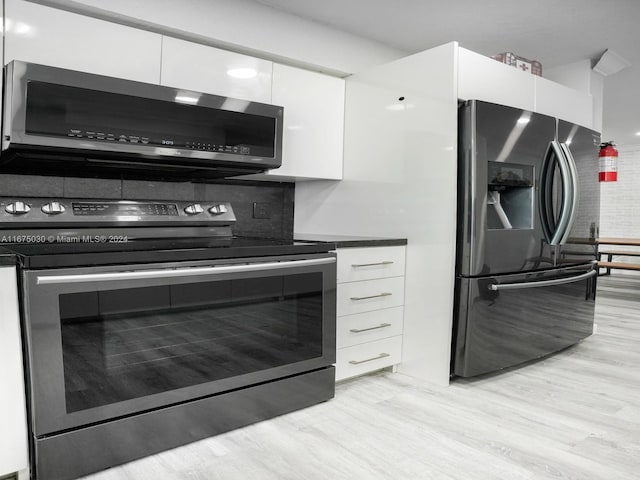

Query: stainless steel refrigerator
[452,100,601,378]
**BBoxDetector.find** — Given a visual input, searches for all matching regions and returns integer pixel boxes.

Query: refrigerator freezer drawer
[452,265,597,377]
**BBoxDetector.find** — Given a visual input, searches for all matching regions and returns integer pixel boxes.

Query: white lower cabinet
[336,336,403,381]
[336,307,404,349]
[334,245,406,381]
[0,267,29,480]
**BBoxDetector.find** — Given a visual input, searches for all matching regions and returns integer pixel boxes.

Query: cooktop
[0,236,335,269]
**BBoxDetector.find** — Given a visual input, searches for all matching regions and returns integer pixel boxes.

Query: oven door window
[58,272,324,413]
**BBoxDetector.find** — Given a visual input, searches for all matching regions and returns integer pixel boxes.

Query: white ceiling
[256,0,640,145]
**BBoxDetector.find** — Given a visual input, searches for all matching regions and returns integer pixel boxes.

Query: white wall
[30,0,405,75]
[295,43,459,386]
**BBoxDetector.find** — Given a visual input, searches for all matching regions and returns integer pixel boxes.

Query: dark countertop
[294,233,407,249]
[0,237,336,269]
[0,252,18,266]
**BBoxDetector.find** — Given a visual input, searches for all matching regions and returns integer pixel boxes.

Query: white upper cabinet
[160,37,273,103]
[3,0,162,84]
[458,47,593,127]
[534,76,593,128]
[458,47,536,111]
[265,64,345,180]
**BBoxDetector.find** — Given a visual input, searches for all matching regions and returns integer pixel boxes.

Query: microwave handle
[36,257,336,285]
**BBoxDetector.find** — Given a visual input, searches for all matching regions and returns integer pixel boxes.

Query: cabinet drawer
[337,246,406,283]
[337,277,404,316]
[335,336,402,381]
[337,307,404,349]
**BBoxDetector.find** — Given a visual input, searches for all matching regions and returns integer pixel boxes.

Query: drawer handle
[349,353,391,365]
[350,323,392,333]
[351,261,394,268]
[350,292,392,301]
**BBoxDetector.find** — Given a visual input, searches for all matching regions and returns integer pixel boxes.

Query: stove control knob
[184,203,204,215]
[5,201,31,215]
[42,201,66,215]
[208,203,228,215]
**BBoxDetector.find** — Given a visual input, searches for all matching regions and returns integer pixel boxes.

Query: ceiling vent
[593,49,631,76]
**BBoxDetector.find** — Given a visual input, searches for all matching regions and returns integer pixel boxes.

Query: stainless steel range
[0,197,336,480]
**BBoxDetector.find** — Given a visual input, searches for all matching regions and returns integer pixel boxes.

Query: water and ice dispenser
[487,161,534,230]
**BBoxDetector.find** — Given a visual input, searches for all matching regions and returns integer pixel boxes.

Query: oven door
[22,253,336,436]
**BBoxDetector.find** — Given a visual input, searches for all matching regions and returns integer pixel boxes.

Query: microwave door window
[24,81,276,157]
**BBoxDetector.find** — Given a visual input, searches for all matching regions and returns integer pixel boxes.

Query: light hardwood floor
[82,275,640,480]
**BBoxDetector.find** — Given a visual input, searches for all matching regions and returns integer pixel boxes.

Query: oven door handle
[36,257,336,285]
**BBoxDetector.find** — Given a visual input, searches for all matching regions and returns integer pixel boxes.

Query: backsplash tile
[0,174,64,197]
[0,173,294,239]
[63,177,122,198]
[122,180,195,200]
[202,180,294,240]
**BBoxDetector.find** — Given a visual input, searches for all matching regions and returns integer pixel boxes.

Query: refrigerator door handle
[558,142,580,244]
[539,142,556,243]
[541,140,574,245]
[488,268,596,291]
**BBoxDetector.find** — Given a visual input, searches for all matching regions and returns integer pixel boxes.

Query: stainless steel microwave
[1,61,284,179]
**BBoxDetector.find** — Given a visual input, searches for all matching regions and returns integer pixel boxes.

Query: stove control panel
[0,198,236,227]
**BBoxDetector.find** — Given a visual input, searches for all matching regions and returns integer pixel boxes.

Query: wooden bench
[595,238,640,276]
[597,261,640,275]
[598,250,640,275]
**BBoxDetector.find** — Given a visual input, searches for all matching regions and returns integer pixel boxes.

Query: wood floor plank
[80,275,640,480]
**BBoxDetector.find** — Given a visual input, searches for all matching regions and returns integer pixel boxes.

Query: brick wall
[599,143,640,271]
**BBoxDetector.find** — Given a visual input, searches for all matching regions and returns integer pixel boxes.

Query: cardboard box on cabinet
[492,52,542,76]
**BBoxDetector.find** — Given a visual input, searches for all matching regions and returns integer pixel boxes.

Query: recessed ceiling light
[635,131,640,136]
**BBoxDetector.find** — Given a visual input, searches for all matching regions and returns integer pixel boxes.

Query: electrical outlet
[252,202,271,219]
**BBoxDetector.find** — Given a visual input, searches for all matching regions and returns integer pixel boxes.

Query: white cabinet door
[4,0,161,84]
[160,37,273,103]
[458,47,536,112]
[535,76,593,128]
[266,64,344,180]
[0,268,28,479]
[458,47,593,128]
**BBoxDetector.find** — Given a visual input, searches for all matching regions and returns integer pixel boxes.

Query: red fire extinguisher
[599,141,618,182]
